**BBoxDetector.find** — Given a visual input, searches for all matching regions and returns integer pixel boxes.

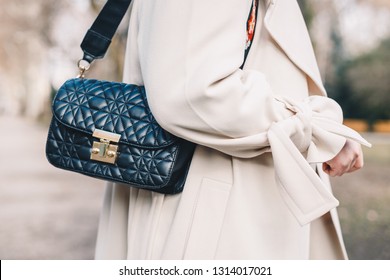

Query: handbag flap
[52,78,177,148]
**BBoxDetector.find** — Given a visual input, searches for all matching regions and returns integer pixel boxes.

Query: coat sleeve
[135,0,346,159]
[134,0,372,224]
[136,0,291,158]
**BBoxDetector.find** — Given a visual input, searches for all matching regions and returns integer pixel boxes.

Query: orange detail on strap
[246,0,259,51]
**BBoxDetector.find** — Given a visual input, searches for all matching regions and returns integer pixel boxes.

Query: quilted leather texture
[52,78,175,147]
[46,78,195,194]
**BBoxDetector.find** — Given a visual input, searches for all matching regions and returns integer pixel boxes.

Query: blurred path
[0,116,389,259]
[0,116,105,259]
[330,132,390,259]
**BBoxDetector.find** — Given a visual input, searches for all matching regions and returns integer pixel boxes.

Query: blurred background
[0,0,389,259]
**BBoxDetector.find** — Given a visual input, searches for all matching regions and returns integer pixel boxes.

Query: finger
[323,162,342,177]
[342,156,356,174]
[322,140,364,176]
[347,159,357,173]
[354,153,364,169]
[341,157,357,175]
[322,162,338,176]
[328,158,352,176]
[348,154,364,173]
[322,162,331,174]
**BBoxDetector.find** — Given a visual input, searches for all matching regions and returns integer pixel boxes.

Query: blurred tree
[325,27,355,124]
[327,36,390,130]
[298,0,341,81]
[297,0,315,29]
[0,0,128,120]
[344,38,390,127]
[0,0,63,117]
[303,0,390,129]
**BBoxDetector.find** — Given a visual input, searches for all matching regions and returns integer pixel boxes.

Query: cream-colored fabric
[267,95,369,225]
[95,0,369,260]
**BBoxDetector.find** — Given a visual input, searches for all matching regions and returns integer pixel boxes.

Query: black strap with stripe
[80,0,132,63]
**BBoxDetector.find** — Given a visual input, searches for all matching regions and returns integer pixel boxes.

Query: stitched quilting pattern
[46,78,195,193]
[52,79,175,147]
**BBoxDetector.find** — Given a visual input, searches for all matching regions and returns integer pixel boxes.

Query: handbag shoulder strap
[81,0,132,63]
[80,0,257,66]
[241,0,259,68]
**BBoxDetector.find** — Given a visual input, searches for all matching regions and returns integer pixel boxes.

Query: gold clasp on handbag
[90,129,121,164]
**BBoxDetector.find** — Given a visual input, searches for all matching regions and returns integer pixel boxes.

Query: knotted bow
[268,96,371,225]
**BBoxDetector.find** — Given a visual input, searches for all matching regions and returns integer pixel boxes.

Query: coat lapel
[264,0,327,96]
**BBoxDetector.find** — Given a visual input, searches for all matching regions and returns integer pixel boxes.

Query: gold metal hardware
[77,59,91,78]
[90,129,121,164]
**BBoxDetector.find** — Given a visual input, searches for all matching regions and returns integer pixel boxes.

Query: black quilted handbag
[45,0,195,194]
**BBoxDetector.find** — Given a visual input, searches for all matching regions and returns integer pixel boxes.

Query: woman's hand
[322,139,364,177]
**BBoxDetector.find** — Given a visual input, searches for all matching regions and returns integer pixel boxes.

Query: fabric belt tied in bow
[267,96,371,225]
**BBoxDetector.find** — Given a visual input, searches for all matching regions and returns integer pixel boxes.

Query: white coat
[94,0,370,259]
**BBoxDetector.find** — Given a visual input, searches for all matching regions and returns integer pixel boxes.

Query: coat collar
[264,0,327,96]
